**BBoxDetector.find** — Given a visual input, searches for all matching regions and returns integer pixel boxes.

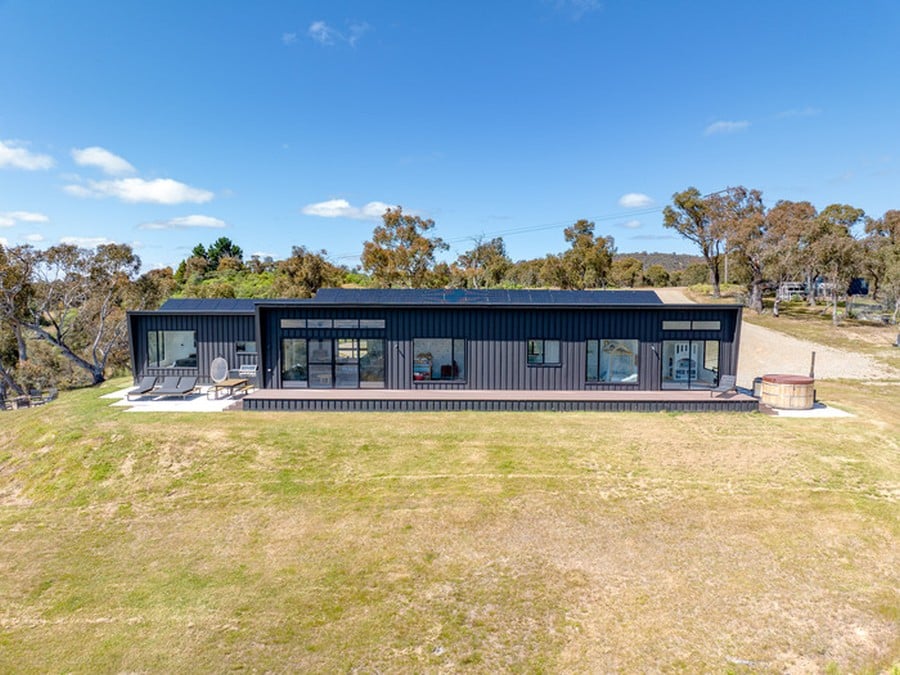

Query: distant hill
[614,251,703,271]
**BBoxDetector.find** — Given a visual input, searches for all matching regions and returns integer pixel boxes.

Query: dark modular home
[127,288,754,411]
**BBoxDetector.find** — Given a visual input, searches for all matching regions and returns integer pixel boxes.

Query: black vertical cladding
[129,313,257,384]
[131,300,741,391]
[386,304,736,390]
[257,304,740,390]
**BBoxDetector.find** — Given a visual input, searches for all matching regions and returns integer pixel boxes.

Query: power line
[330,189,727,262]
[331,205,665,261]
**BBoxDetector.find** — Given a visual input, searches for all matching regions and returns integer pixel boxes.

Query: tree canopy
[361,207,448,288]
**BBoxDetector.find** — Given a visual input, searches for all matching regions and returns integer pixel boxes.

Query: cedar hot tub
[760,374,815,410]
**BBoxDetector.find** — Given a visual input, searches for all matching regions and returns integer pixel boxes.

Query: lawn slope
[1,380,898,672]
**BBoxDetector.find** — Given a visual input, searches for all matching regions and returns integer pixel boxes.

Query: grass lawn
[1,379,898,672]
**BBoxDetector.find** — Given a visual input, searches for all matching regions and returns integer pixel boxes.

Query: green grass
[1,378,898,672]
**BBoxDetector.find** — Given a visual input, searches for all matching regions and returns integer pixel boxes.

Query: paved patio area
[102,386,247,413]
[103,384,852,417]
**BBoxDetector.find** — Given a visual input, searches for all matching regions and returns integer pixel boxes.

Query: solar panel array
[158,289,663,311]
[312,288,663,305]
[158,298,259,313]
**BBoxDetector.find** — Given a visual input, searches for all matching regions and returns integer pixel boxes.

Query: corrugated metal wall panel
[133,304,741,391]
[131,314,257,384]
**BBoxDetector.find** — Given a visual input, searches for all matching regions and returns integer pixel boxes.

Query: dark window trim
[412,337,466,383]
[526,338,561,367]
[585,338,640,386]
[147,329,198,369]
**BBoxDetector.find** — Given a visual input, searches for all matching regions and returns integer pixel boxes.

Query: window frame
[585,338,640,385]
[526,339,561,366]
[235,341,257,354]
[412,338,466,382]
[147,330,197,369]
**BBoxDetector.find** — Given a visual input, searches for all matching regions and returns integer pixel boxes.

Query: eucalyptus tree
[814,204,865,325]
[707,187,766,311]
[361,207,448,288]
[762,200,818,316]
[862,210,900,301]
[0,243,142,385]
[560,219,615,289]
[662,188,726,296]
[272,246,343,298]
[609,256,644,288]
[451,237,511,289]
[864,210,900,321]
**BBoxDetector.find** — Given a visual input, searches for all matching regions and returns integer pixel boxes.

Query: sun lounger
[154,376,198,399]
[710,374,738,397]
[127,376,158,400]
[152,376,181,393]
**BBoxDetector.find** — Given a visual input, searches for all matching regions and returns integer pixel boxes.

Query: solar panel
[158,298,258,313]
[311,288,662,306]
[155,289,663,311]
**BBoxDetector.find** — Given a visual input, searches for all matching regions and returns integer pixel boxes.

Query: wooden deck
[243,388,759,412]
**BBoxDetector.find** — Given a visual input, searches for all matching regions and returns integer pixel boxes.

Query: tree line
[2,193,898,394]
[662,186,900,324]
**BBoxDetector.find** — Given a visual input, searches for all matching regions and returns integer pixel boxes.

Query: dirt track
[653,288,891,388]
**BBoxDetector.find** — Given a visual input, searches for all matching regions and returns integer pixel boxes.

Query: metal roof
[158,298,260,313]
[311,288,663,306]
[157,289,665,312]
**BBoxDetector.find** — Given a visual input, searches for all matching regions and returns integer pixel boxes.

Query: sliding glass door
[280,338,384,388]
[661,340,720,389]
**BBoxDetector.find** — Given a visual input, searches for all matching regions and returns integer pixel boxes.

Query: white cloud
[618,193,653,208]
[282,32,298,45]
[64,177,214,204]
[776,106,822,119]
[308,20,370,46]
[0,140,55,170]
[621,219,642,229]
[59,236,116,247]
[139,214,227,230]
[0,237,7,247]
[71,146,136,175]
[302,198,393,220]
[25,233,45,243]
[309,20,337,45]
[347,22,371,46]
[704,120,750,136]
[0,211,49,227]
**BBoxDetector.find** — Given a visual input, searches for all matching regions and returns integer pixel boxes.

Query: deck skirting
[242,389,758,412]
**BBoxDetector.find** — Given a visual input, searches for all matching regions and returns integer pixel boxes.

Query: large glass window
[661,340,720,389]
[281,339,308,386]
[586,339,639,383]
[413,338,465,381]
[527,339,561,365]
[148,330,196,368]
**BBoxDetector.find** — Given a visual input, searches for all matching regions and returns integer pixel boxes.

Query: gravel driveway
[653,288,892,388]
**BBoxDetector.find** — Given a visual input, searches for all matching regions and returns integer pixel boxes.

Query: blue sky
[2,0,899,270]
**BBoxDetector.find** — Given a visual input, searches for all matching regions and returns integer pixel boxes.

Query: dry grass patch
[0,379,897,671]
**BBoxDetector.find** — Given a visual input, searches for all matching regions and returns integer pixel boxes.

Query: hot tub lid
[762,373,814,385]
